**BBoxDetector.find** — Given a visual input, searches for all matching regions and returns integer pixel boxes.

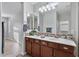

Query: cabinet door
[54,49,74,57]
[59,44,74,54]
[32,43,40,57]
[41,46,53,57]
[26,40,32,55]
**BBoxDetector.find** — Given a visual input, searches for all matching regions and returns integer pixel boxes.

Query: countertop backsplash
[25,32,74,40]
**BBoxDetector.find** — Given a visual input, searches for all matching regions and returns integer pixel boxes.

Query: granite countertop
[25,35,76,47]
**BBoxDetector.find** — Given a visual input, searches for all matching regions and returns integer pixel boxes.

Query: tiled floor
[4,39,20,57]
[3,39,31,57]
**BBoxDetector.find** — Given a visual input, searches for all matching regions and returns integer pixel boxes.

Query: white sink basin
[43,37,55,40]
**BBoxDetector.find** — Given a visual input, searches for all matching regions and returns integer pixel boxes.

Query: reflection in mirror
[27,14,38,30]
[35,2,71,35]
[26,2,72,36]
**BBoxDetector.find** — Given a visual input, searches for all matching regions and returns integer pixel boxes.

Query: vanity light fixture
[38,2,59,13]
[39,8,43,13]
[42,6,47,12]
[46,4,51,11]
[51,6,56,9]
[50,2,58,9]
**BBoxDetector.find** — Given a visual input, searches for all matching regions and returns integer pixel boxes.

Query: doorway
[2,22,4,54]
[1,17,20,57]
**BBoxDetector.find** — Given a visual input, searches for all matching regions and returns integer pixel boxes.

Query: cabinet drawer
[25,37,30,41]
[59,44,74,53]
[41,46,53,57]
[41,41,48,46]
[26,37,34,42]
[30,38,34,42]
[54,49,75,57]
[25,37,28,40]
[34,39,40,44]
[48,42,59,48]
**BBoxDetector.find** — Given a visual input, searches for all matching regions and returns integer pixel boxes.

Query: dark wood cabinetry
[48,42,59,49]
[25,38,32,55]
[54,49,74,57]
[59,44,74,54]
[41,46,53,57]
[26,41,31,55]
[32,40,40,57]
[25,37,75,57]
[40,41,53,57]
[54,44,74,57]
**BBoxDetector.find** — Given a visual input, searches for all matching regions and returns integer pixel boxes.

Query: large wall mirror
[26,13,38,30]
[26,2,72,35]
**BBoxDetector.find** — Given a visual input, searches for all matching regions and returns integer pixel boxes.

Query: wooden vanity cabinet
[26,41,31,55]
[54,49,74,57]
[41,46,53,57]
[40,41,53,57]
[32,39,40,57]
[25,37,32,55]
[25,37,75,57]
[59,44,74,54]
[48,42,75,57]
[54,44,75,57]
[48,42,59,49]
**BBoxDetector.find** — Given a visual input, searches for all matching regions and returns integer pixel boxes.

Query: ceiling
[2,2,38,17]
[1,2,71,17]
[2,2,22,17]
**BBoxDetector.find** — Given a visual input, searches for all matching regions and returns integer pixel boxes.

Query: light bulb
[42,6,47,12]
[39,8,43,13]
[50,2,59,8]
[39,8,41,11]
[51,6,56,9]
[46,4,51,11]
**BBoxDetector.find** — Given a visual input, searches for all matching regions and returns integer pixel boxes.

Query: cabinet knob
[35,40,39,43]
[63,47,68,50]
[42,42,46,45]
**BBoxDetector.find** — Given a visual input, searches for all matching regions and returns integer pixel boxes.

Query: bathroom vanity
[25,35,76,57]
